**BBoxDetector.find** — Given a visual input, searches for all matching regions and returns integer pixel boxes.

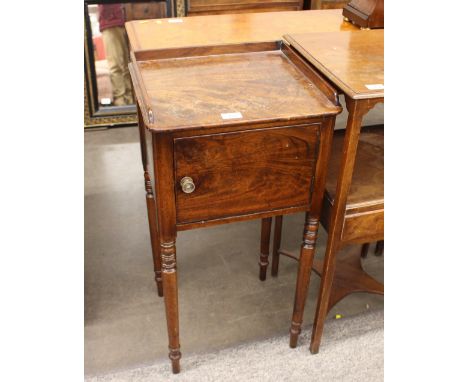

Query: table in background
[284,29,384,352]
[126,9,357,52]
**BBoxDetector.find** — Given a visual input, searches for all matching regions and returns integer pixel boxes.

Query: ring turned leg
[289,215,319,348]
[137,103,163,297]
[161,241,181,373]
[271,215,283,277]
[144,172,164,297]
[259,217,272,281]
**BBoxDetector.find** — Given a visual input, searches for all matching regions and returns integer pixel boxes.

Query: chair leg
[271,215,283,277]
[259,217,272,281]
[375,240,384,256]
[360,243,370,258]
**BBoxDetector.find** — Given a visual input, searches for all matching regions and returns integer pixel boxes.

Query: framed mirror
[84,0,174,127]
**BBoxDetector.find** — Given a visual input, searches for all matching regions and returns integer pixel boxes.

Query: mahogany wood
[320,126,384,244]
[125,9,357,52]
[290,115,335,348]
[124,2,167,20]
[129,41,341,373]
[375,240,384,256]
[271,215,283,276]
[137,105,164,297]
[312,246,383,311]
[342,0,384,29]
[309,0,348,10]
[132,47,340,131]
[274,31,384,354]
[284,30,384,100]
[174,124,321,223]
[260,218,273,281]
[360,243,369,258]
[186,0,304,15]
[150,129,181,373]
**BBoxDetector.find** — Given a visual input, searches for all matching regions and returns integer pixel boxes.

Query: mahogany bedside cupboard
[127,39,341,373]
[125,8,358,295]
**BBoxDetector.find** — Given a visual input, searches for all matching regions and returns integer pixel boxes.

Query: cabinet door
[174,124,320,224]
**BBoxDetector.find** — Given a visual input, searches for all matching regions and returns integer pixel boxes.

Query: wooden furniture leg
[289,117,335,348]
[145,176,163,297]
[290,215,319,347]
[375,240,384,256]
[137,105,163,296]
[310,98,368,354]
[271,215,283,277]
[160,240,181,373]
[153,133,181,373]
[360,242,370,258]
[259,217,272,281]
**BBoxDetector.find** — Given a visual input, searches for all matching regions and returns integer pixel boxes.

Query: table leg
[145,172,163,297]
[259,217,272,281]
[310,98,365,354]
[137,104,163,296]
[271,215,283,277]
[161,240,181,374]
[289,116,335,348]
[360,243,370,258]
[289,214,319,347]
[375,240,384,256]
[151,132,180,373]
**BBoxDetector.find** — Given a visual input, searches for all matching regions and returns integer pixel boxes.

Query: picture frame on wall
[84,0,174,128]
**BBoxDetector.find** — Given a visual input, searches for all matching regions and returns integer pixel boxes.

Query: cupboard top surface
[131,48,341,131]
[285,30,384,99]
[125,10,357,52]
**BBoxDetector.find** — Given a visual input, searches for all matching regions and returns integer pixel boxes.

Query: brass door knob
[180,176,195,194]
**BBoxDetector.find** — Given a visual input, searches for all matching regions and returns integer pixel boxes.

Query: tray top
[130,46,341,131]
[285,30,384,99]
[126,10,356,52]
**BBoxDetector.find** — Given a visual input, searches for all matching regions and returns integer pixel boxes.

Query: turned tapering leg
[271,215,283,277]
[144,173,163,297]
[375,240,384,256]
[289,215,319,348]
[259,217,272,281]
[360,243,370,258]
[161,241,181,374]
[137,104,163,297]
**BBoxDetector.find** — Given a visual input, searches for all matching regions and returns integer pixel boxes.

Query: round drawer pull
[180,177,195,194]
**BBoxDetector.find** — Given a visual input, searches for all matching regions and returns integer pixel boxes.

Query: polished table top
[126,9,357,51]
[285,30,384,100]
[131,47,340,131]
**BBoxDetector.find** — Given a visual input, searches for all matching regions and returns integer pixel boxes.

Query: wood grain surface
[285,30,384,99]
[126,10,357,51]
[174,124,320,223]
[325,125,383,209]
[187,0,303,15]
[137,49,340,130]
